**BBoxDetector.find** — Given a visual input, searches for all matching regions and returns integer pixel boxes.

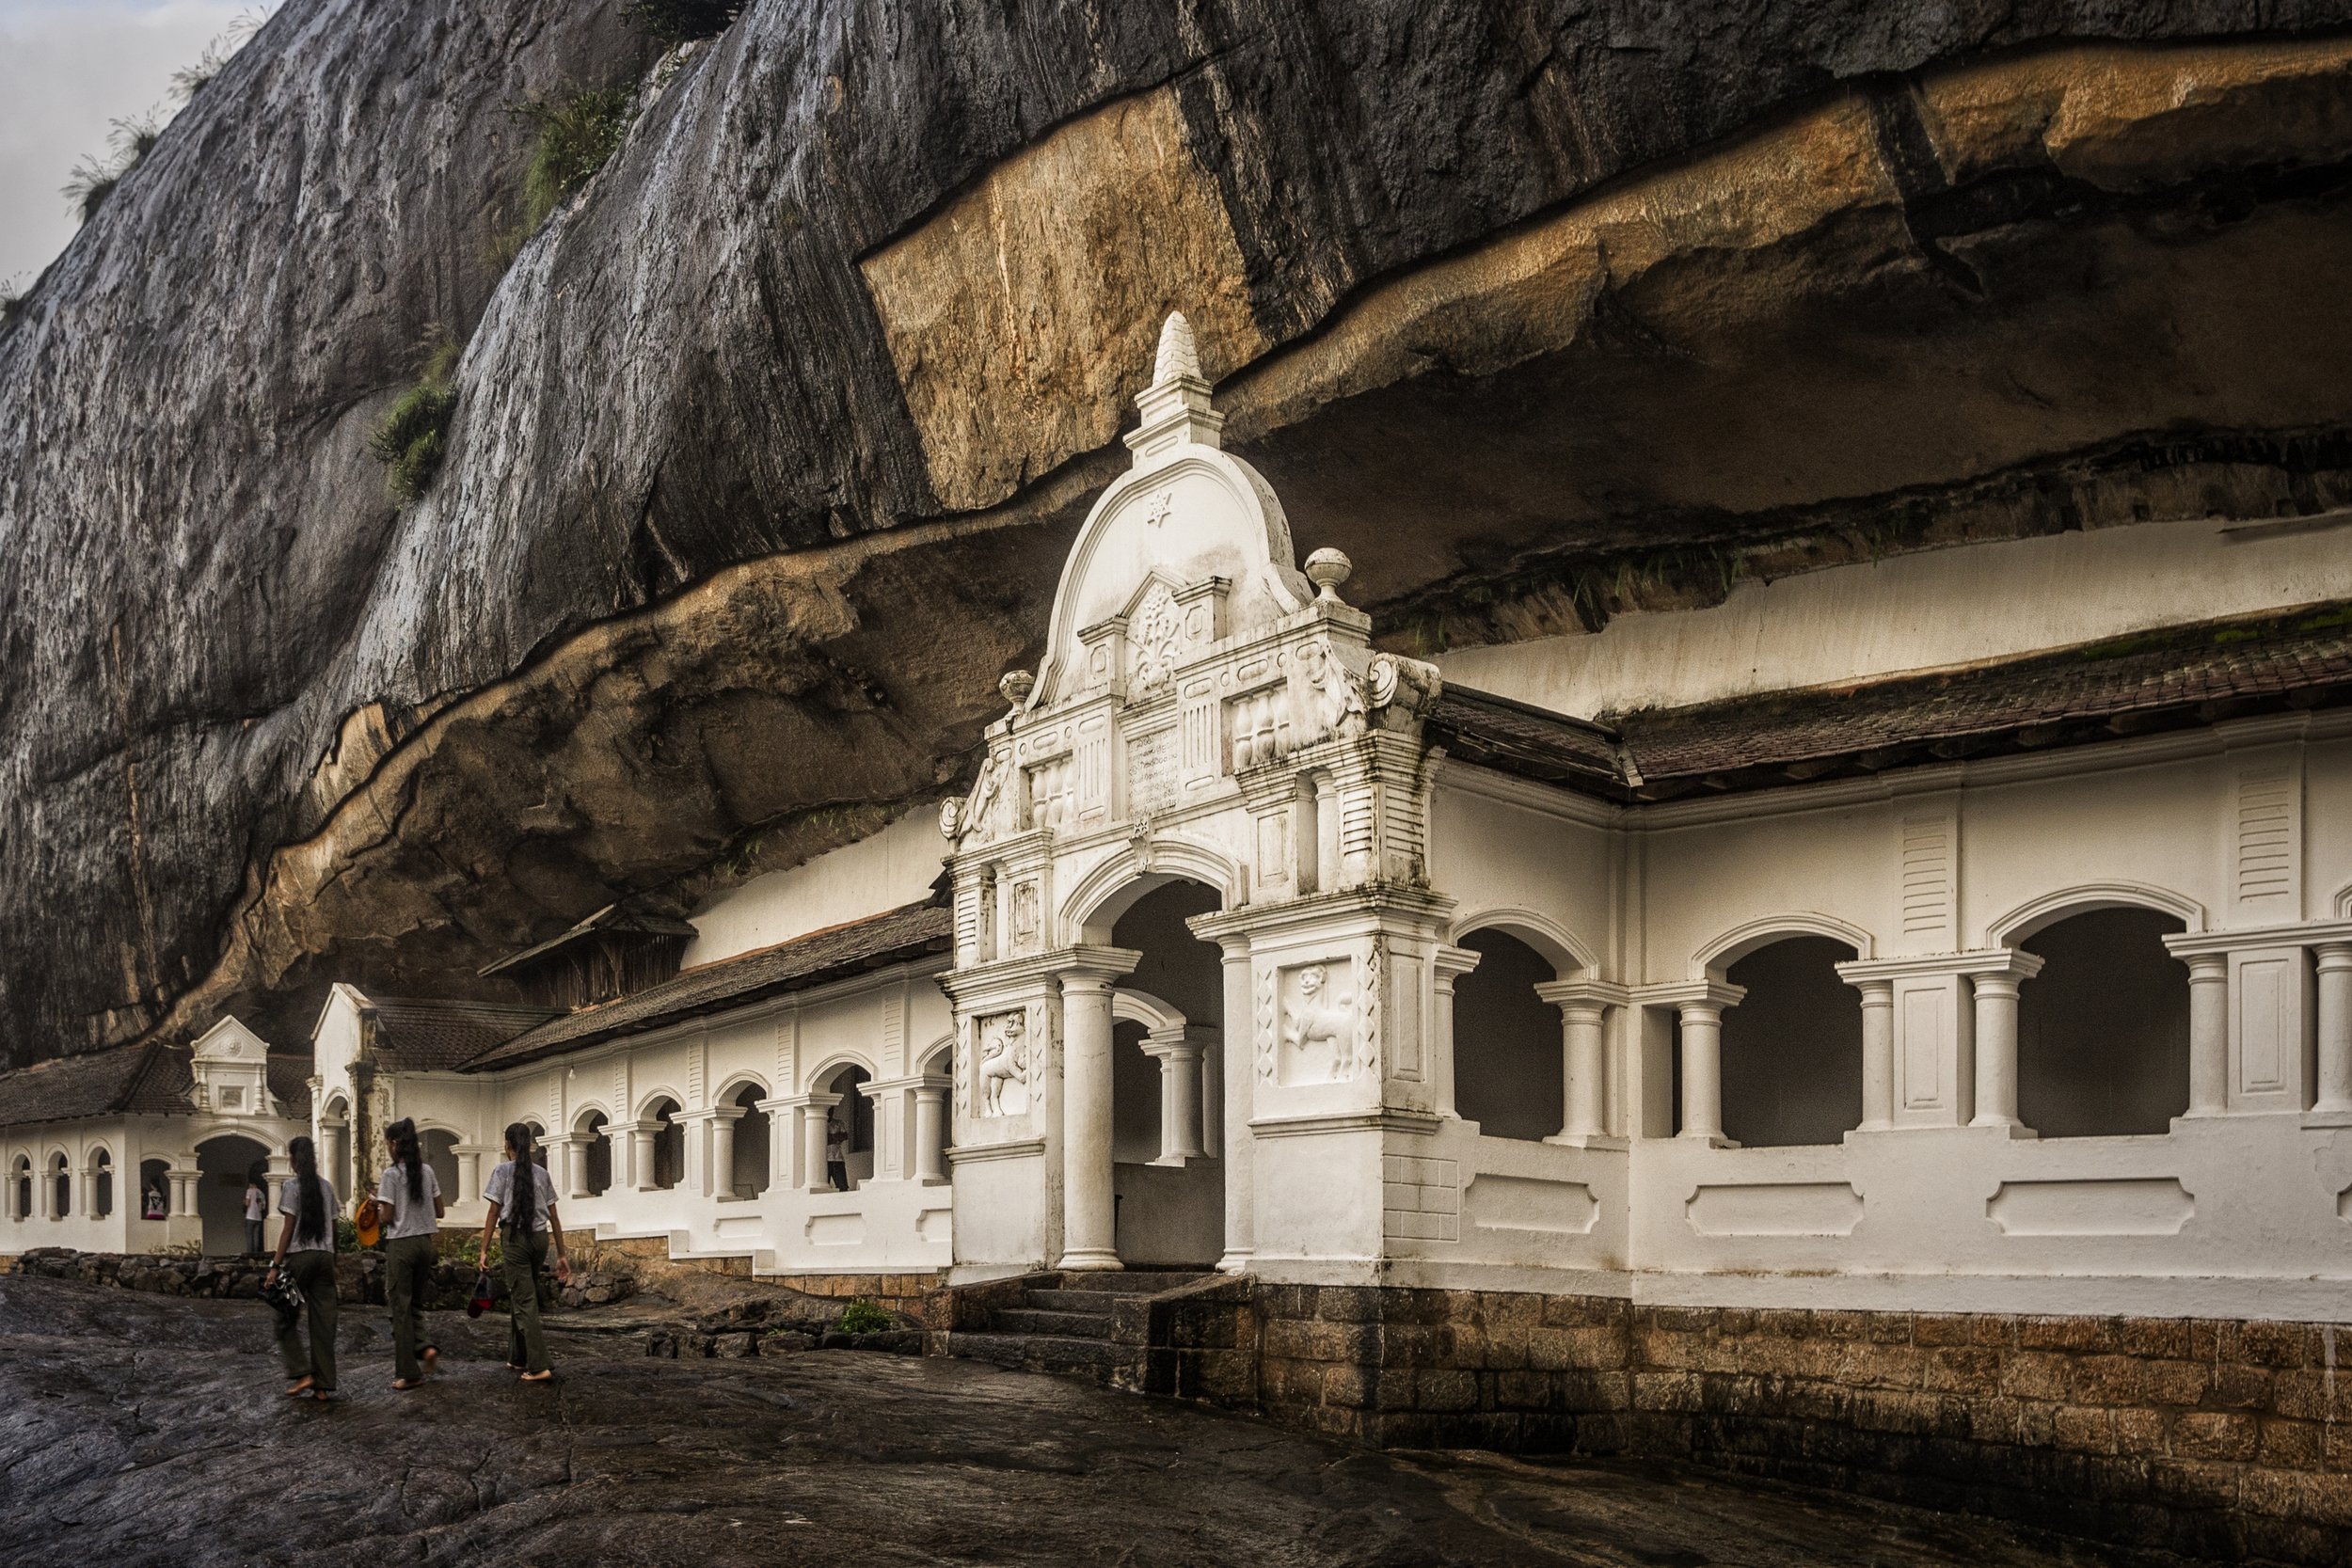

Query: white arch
[915,1034,954,1077]
[1061,835,1240,943]
[632,1086,687,1121]
[569,1101,615,1129]
[712,1071,772,1105]
[1449,906,1597,977]
[1112,988,1188,1035]
[1694,912,1876,974]
[803,1053,878,1094]
[1986,882,2206,947]
[2334,880,2352,919]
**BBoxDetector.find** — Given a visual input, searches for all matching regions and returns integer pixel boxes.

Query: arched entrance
[1105,879,1225,1268]
[195,1134,270,1256]
[727,1083,771,1196]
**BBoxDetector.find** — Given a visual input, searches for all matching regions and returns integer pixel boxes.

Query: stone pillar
[1216,936,1255,1274]
[1432,946,1481,1120]
[709,1108,744,1198]
[456,1148,485,1206]
[1854,978,1895,1131]
[630,1121,660,1192]
[1059,971,1121,1270]
[1141,1031,1208,1164]
[1535,979,1629,1144]
[755,1098,793,1193]
[2185,953,2231,1117]
[1968,953,2045,1132]
[802,1102,830,1191]
[1679,1002,1724,1141]
[560,1136,588,1200]
[2315,942,2352,1117]
[171,1167,199,1219]
[913,1080,948,1181]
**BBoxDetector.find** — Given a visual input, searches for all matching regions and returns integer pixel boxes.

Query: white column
[1675,993,1743,1144]
[631,1122,660,1192]
[1216,937,1255,1273]
[1855,978,1895,1131]
[1058,972,1121,1270]
[171,1168,199,1219]
[755,1098,792,1193]
[1967,955,2042,1130]
[709,1108,743,1198]
[562,1137,588,1200]
[1432,946,1481,1120]
[2315,942,2352,1117]
[2185,953,2230,1117]
[456,1148,485,1205]
[798,1099,839,1191]
[1141,1033,1208,1164]
[913,1081,948,1181]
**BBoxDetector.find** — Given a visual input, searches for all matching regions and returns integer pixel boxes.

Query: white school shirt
[277,1176,340,1252]
[374,1162,443,1241]
[243,1184,267,1222]
[483,1160,555,1233]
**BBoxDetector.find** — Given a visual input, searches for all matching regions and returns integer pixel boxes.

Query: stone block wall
[1124,1282,2350,1565]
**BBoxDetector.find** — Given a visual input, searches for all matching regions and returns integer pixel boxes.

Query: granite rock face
[4,1,2352,1061]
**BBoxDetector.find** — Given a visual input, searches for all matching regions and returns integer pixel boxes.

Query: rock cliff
[3,0,2351,1063]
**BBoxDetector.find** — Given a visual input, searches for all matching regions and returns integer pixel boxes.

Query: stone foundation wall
[0,1246,628,1311]
[1133,1283,2350,1566]
[769,1270,946,1311]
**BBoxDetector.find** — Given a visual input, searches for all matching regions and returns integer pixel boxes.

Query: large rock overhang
[6,18,2352,1065]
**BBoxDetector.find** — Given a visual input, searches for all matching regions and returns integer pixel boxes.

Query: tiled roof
[120,1048,195,1117]
[465,901,952,1073]
[366,998,562,1072]
[0,1044,159,1131]
[1437,607,2352,802]
[266,1057,314,1119]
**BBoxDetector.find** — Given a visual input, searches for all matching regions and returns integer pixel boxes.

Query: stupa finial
[1152,310,1201,386]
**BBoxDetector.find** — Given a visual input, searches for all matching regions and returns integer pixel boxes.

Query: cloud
[0,1,264,290]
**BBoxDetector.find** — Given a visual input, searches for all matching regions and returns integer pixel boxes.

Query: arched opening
[138,1158,170,1222]
[808,1069,870,1191]
[918,1044,954,1180]
[195,1134,270,1256]
[728,1084,771,1197]
[46,1153,69,1220]
[2018,908,2190,1137]
[1108,879,1224,1267]
[646,1098,684,1190]
[1717,936,1864,1148]
[10,1155,29,1222]
[320,1097,352,1194]
[578,1111,612,1196]
[1453,928,1566,1141]
[91,1149,113,1218]
[421,1130,462,1205]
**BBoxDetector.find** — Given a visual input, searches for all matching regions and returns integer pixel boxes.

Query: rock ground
[0,1274,2216,1568]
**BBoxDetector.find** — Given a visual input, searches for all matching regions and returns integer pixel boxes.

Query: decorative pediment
[1031,313,1310,711]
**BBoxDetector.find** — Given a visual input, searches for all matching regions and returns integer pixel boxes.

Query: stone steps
[944,1269,1214,1386]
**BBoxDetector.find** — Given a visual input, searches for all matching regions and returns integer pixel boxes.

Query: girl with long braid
[478,1120,570,1382]
[373,1117,445,1390]
[262,1134,339,1401]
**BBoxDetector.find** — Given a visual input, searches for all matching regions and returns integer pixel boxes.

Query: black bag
[259,1267,302,1330]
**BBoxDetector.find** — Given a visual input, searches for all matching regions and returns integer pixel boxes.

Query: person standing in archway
[373,1118,445,1391]
[478,1122,570,1383]
[262,1135,338,1402]
[825,1110,849,1192]
[242,1166,268,1257]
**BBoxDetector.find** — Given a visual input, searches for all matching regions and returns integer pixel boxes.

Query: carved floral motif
[1129,580,1184,696]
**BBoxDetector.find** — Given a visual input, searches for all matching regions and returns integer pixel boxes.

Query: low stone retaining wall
[1123,1283,2349,1566]
[1,1246,632,1313]
[644,1291,925,1359]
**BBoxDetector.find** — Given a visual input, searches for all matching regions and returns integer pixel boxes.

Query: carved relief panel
[975,1009,1033,1118]
[1264,958,1362,1085]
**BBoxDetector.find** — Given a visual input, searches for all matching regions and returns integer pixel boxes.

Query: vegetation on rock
[367,337,461,504]
[836,1298,893,1334]
[62,113,162,224]
[490,85,637,265]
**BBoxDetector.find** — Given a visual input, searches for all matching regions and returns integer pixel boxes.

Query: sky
[0,0,268,292]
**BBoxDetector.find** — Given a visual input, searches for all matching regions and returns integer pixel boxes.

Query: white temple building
[7,313,2351,1329]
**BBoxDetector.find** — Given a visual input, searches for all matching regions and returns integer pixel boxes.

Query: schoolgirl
[477,1121,571,1382]
[373,1117,446,1390]
[262,1134,338,1401]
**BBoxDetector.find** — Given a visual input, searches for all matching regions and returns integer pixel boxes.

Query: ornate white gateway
[939,313,1449,1275]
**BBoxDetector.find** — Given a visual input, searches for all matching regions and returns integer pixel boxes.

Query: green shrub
[335,1215,361,1253]
[515,87,635,233]
[836,1298,894,1335]
[622,0,745,45]
[367,336,460,504]
[62,112,163,223]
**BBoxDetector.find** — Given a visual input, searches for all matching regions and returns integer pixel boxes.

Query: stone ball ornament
[1302,548,1354,603]
[998,670,1036,710]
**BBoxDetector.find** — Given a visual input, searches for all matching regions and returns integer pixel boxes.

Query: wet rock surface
[4,1,2352,1064]
[0,1275,2214,1568]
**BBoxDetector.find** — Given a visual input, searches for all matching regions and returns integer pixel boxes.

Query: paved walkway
[0,1275,2206,1567]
